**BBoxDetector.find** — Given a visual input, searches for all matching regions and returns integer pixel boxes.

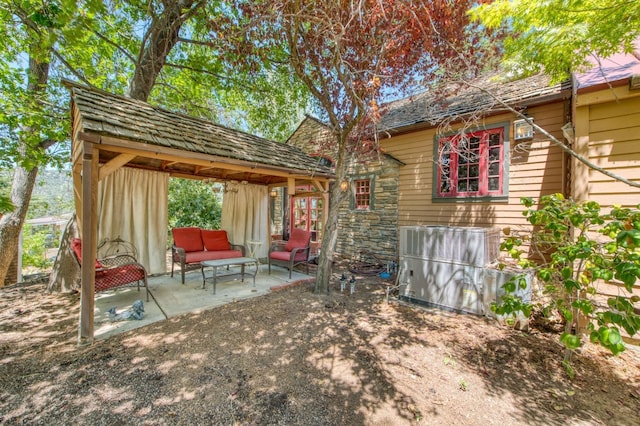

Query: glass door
[291,193,323,242]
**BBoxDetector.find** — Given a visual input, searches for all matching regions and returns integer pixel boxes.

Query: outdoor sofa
[171,227,245,284]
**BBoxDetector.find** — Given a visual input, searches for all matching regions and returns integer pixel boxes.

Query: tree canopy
[209,0,500,292]
[0,0,316,286]
[470,0,640,82]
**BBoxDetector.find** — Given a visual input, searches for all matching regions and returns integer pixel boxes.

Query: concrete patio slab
[93,264,312,340]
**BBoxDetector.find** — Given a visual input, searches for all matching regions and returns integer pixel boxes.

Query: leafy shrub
[22,224,55,271]
[498,194,640,368]
[168,178,223,230]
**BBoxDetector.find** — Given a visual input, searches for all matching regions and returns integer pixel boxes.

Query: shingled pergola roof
[66,81,333,345]
[379,73,572,134]
[66,80,334,186]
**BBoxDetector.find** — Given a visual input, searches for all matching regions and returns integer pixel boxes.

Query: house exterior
[377,73,571,241]
[283,50,640,270]
[284,73,572,263]
[572,43,640,207]
[284,116,403,263]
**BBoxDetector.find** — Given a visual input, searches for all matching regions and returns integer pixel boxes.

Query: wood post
[78,141,99,346]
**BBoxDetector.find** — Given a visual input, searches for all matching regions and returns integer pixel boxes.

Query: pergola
[65,81,334,345]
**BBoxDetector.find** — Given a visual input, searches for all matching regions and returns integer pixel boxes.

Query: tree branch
[82,23,136,63]
[50,48,94,87]
[462,78,640,189]
[163,62,257,91]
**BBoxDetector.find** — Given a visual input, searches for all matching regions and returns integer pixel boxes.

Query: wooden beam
[312,179,329,193]
[72,166,82,233]
[99,153,136,181]
[78,141,98,346]
[76,132,332,182]
[288,177,296,195]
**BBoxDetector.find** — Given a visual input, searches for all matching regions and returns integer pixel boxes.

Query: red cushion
[71,238,103,268]
[96,264,145,292]
[184,250,243,263]
[172,227,204,252]
[201,230,231,251]
[285,228,311,251]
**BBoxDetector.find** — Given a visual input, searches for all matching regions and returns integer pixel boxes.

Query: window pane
[489,162,499,175]
[440,178,451,193]
[469,136,480,150]
[355,179,370,209]
[469,179,479,191]
[458,180,467,191]
[488,177,499,191]
[489,147,500,161]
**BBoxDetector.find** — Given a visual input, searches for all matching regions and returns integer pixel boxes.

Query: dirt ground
[0,273,639,425]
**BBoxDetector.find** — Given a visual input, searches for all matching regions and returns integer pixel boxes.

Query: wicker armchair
[71,238,149,301]
[268,228,312,278]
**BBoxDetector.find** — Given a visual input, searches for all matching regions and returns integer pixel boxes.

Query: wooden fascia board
[76,132,332,182]
[575,85,637,107]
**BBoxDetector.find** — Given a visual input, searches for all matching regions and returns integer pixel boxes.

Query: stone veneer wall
[335,156,400,264]
[270,191,284,239]
[286,116,401,264]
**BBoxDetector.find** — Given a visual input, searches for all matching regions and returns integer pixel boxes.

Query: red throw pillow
[172,227,204,252]
[201,230,231,251]
[285,229,310,251]
[71,238,103,268]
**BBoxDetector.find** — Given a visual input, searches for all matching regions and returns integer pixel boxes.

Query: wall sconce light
[514,118,534,141]
[340,180,349,192]
[270,189,278,198]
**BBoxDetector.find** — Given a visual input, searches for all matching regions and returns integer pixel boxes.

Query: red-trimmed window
[437,127,505,198]
[355,179,371,210]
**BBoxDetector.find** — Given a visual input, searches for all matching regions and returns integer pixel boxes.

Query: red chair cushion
[71,238,103,268]
[285,228,311,251]
[201,230,231,251]
[96,264,145,292]
[184,250,243,263]
[172,227,204,252]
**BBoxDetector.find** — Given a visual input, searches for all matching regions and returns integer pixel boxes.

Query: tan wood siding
[574,89,640,300]
[580,95,640,208]
[382,103,567,234]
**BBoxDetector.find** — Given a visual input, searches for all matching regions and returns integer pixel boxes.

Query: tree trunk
[0,47,50,286]
[315,188,341,293]
[0,166,39,286]
[49,1,204,292]
[47,214,80,292]
[128,0,203,101]
[314,134,349,293]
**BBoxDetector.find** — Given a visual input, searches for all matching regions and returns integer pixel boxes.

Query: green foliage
[168,178,222,230]
[470,0,640,82]
[21,223,56,271]
[0,0,310,174]
[0,172,13,213]
[498,194,640,362]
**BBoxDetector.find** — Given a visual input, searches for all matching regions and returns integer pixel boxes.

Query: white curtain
[98,167,169,274]
[221,182,269,258]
